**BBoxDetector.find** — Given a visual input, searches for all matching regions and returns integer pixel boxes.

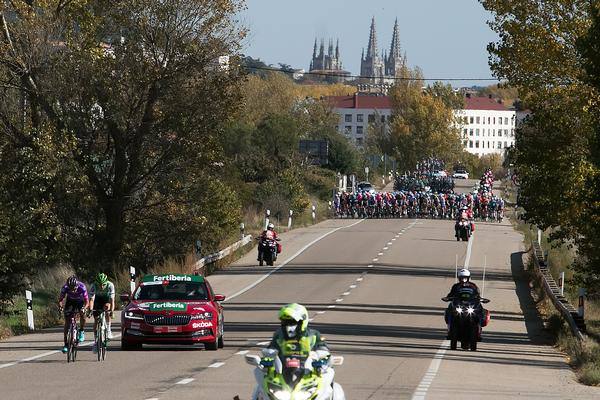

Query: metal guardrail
[531,240,586,340]
[192,235,253,272]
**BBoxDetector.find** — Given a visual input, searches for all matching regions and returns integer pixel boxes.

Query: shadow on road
[510,251,554,345]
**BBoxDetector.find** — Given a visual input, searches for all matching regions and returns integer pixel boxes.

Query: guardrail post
[287,210,293,229]
[560,272,565,296]
[240,222,245,240]
[382,175,385,186]
[129,266,136,295]
[25,290,34,331]
[579,288,586,318]
[311,205,316,222]
[265,209,271,231]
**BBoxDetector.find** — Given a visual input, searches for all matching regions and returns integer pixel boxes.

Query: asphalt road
[1,180,599,399]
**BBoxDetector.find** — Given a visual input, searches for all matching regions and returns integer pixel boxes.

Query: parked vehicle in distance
[432,170,448,178]
[357,181,375,194]
[453,170,469,179]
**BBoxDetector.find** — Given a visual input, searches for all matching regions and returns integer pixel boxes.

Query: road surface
[1,180,598,399]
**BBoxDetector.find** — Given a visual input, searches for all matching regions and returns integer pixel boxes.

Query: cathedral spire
[390,18,401,59]
[319,39,325,58]
[366,16,378,59]
[335,39,340,59]
[312,38,317,59]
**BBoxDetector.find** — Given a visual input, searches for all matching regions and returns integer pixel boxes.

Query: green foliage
[0,0,247,295]
[481,0,600,290]
[370,67,463,172]
[255,167,310,219]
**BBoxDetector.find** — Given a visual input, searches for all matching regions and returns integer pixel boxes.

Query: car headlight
[191,312,213,320]
[124,311,144,320]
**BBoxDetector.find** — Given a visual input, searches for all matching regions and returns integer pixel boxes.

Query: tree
[0,0,247,276]
[370,67,463,172]
[480,0,600,287]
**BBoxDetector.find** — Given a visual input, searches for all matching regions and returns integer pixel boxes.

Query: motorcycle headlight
[455,306,463,314]
[466,306,475,315]
[295,386,318,400]
[268,390,291,400]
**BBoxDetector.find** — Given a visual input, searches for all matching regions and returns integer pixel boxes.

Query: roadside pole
[25,290,34,331]
[240,222,245,240]
[579,288,586,318]
[311,205,316,223]
[288,210,293,229]
[560,272,565,296]
[129,266,136,295]
[265,209,271,231]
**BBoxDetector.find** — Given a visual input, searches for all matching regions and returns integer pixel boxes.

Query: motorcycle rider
[444,269,486,340]
[258,223,281,261]
[455,206,472,238]
[261,303,330,369]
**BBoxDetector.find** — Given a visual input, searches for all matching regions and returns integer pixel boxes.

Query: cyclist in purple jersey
[57,276,89,353]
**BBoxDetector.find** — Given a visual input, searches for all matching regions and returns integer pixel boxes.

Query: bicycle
[94,309,110,361]
[63,310,80,363]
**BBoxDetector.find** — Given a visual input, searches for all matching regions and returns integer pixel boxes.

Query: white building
[329,94,392,147]
[329,93,517,156]
[454,96,516,157]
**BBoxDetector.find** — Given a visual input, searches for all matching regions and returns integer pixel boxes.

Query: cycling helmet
[458,268,471,282]
[95,272,108,286]
[278,303,309,339]
[267,223,274,230]
[66,275,78,289]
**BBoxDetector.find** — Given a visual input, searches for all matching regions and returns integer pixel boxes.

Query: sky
[239,0,499,87]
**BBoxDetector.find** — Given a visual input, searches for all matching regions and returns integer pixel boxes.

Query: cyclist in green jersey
[89,273,116,353]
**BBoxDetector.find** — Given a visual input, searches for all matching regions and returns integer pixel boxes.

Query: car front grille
[144,314,191,326]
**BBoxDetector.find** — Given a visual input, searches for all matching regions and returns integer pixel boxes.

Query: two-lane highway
[1,182,599,399]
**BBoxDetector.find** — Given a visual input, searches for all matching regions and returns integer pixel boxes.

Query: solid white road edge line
[410,340,450,400]
[225,219,365,302]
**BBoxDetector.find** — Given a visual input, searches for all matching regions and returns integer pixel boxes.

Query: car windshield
[134,281,209,301]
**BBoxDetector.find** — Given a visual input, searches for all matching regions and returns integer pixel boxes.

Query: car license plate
[153,326,181,333]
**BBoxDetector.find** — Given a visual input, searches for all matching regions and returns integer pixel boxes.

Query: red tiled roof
[464,97,510,111]
[328,95,392,110]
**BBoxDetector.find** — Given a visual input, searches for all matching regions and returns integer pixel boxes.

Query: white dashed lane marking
[236,350,249,355]
[342,292,351,296]
[350,284,357,289]
[373,258,379,262]
[208,362,225,368]
[176,378,195,385]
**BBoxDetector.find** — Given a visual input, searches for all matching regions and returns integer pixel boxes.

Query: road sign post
[25,290,34,331]
[311,205,316,222]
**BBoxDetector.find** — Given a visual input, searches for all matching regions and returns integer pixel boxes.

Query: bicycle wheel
[96,326,102,362]
[66,326,73,363]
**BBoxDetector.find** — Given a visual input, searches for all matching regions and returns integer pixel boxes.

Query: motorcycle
[455,219,471,241]
[442,296,490,351]
[244,349,346,400]
[257,237,281,266]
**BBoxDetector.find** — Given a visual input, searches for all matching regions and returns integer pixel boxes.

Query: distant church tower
[360,17,385,83]
[385,18,405,78]
[360,17,407,84]
[310,38,343,72]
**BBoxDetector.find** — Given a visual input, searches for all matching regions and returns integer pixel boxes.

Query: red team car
[120,274,225,350]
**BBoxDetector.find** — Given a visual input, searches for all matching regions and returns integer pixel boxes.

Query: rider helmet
[458,268,471,283]
[66,275,78,290]
[267,223,274,231]
[278,303,309,339]
[95,272,109,287]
